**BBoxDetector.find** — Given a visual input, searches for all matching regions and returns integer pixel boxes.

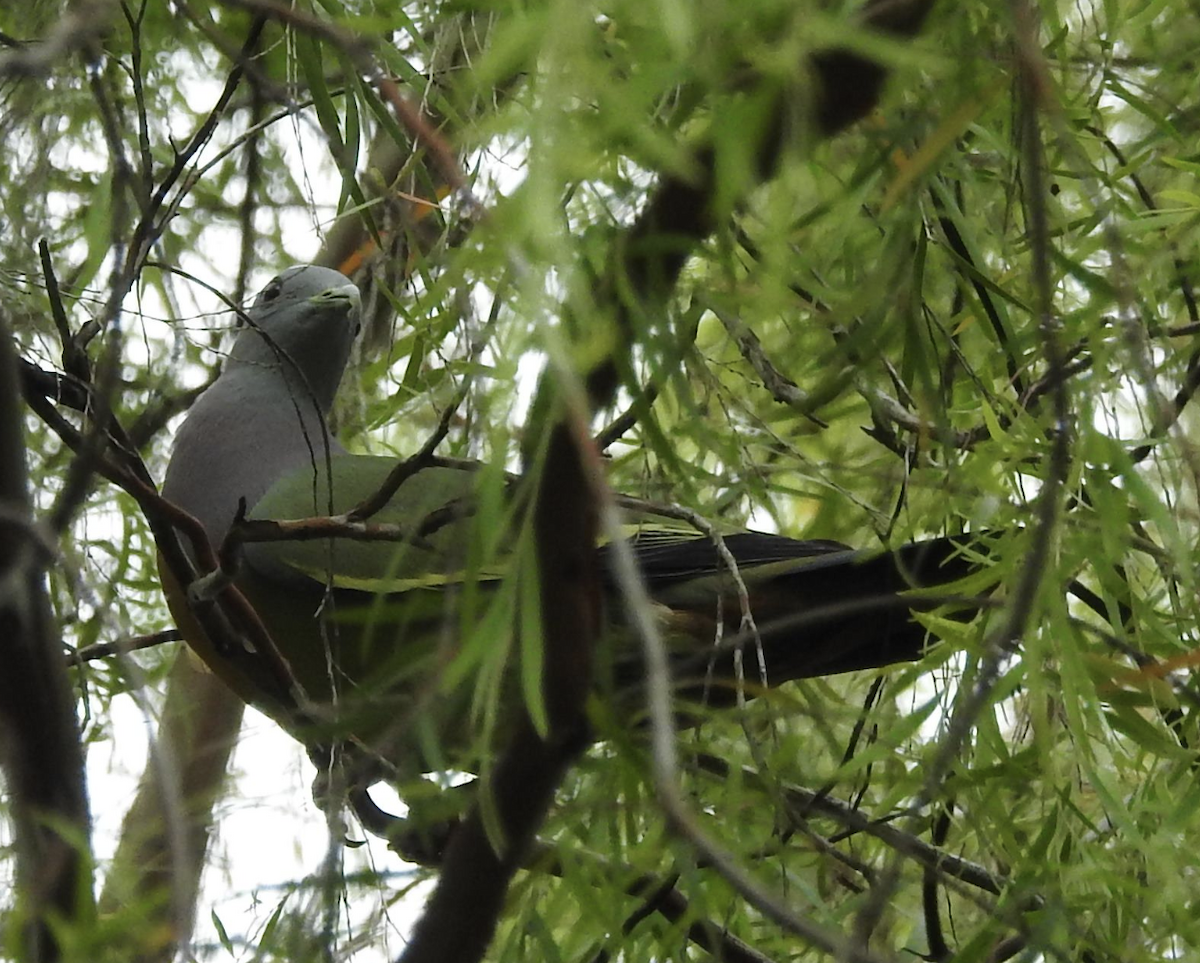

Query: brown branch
[215,0,482,220]
[922,802,955,961]
[611,876,777,963]
[65,624,180,662]
[121,1,155,191]
[594,383,660,451]
[0,316,93,962]
[397,414,602,963]
[99,656,244,960]
[67,628,183,665]
[598,0,940,405]
[712,304,827,422]
[587,871,780,963]
[346,273,504,524]
[41,226,128,537]
[234,82,266,305]
[694,755,1005,897]
[116,15,268,291]
[929,181,1026,396]
[360,786,779,963]
[19,360,306,713]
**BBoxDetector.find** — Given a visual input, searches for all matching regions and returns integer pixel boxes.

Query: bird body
[160,265,984,778]
[162,266,356,544]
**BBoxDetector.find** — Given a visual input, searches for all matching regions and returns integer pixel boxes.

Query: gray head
[228,265,362,414]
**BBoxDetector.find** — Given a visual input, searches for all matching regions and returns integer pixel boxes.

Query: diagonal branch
[396,409,602,963]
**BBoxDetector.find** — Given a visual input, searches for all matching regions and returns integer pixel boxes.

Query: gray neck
[227,329,348,415]
[162,368,346,546]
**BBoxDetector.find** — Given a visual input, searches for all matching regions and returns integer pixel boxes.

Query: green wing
[245,454,728,594]
[247,454,513,592]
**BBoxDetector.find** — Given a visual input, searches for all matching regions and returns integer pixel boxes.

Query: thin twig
[604,493,893,963]
[851,11,1072,948]
[693,754,1006,896]
[67,629,183,666]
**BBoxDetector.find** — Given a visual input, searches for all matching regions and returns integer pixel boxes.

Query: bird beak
[310,283,362,312]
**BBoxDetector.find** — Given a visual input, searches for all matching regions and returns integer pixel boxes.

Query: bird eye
[257,279,283,304]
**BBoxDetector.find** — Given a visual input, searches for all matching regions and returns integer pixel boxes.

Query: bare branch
[0,315,93,961]
[67,628,182,665]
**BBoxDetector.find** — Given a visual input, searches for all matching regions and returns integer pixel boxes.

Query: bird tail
[611,531,993,707]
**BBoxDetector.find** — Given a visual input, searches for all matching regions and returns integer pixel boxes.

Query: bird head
[228,264,362,413]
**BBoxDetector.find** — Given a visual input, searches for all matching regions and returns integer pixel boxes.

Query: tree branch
[0,315,93,962]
